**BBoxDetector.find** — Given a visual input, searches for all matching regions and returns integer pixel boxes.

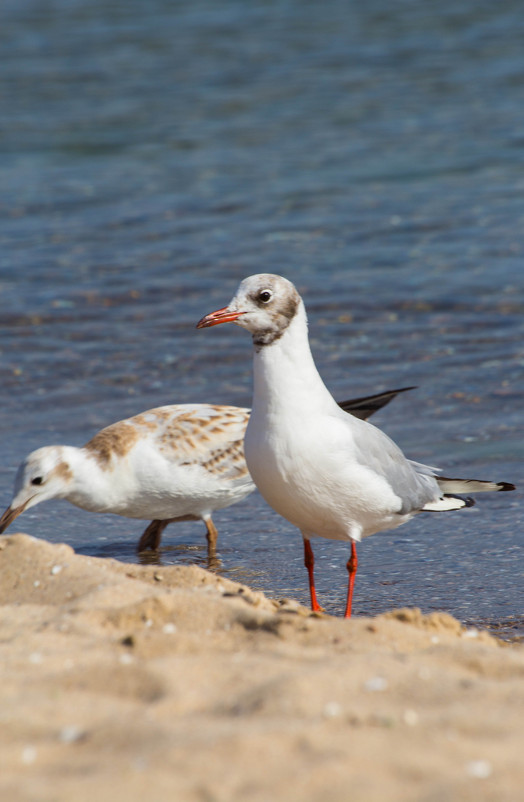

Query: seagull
[0,389,409,557]
[197,273,515,617]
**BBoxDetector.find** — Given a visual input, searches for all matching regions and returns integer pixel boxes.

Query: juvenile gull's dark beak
[196,307,245,328]
[0,503,26,534]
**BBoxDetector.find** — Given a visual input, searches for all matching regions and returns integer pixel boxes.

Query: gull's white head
[0,446,73,533]
[197,273,303,347]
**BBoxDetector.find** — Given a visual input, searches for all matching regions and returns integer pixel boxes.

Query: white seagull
[197,274,515,616]
[0,390,409,557]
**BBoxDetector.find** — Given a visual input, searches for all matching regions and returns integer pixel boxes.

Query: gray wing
[348,415,441,513]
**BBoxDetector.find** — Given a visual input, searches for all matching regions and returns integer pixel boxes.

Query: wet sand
[0,533,522,802]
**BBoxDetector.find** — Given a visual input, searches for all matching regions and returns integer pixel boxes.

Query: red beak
[196,306,245,328]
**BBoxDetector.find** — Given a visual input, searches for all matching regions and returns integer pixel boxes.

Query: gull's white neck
[251,301,337,418]
[63,446,120,512]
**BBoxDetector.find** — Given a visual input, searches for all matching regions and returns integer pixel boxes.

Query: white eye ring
[259,289,272,303]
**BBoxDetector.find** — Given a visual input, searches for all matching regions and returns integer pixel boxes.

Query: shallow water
[1,0,523,639]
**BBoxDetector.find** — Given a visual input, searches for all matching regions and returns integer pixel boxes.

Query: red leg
[303,538,322,612]
[344,541,358,619]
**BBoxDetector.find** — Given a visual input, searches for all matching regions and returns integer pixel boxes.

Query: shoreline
[0,532,522,801]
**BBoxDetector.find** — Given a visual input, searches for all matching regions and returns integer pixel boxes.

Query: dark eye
[31,477,43,486]
[258,290,272,304]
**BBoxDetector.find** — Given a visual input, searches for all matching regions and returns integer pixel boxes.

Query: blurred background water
[1,0,523,638]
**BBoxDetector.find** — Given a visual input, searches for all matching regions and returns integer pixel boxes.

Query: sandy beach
[0,532,522,802]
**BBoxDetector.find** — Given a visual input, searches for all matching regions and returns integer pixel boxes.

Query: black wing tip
[350,386,417,403]
[443,494,476,508]
[440,477,516,493]
[338,386,417,418]
[383,385,418,395]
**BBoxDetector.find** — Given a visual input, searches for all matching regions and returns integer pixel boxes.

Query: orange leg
[303,538,322,612]
[344,541,358,619]
[204,516,218,554]
[137,519,168,552]
[204,516,220,571]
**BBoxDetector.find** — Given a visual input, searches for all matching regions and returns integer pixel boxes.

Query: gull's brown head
[197,273,302,347]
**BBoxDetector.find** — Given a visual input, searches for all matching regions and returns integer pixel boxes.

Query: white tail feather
[423,496,470,512]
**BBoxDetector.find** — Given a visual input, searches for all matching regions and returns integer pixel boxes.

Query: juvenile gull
[197,274,515,616]
[0,390,407,556]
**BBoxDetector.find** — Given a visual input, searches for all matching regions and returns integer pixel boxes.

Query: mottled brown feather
[84,421,141,467]
[83,405,250,477]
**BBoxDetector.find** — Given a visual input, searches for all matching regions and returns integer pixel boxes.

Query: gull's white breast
[245,406,406,542]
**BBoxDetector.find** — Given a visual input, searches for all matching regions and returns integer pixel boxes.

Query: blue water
[1,0,523,639]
